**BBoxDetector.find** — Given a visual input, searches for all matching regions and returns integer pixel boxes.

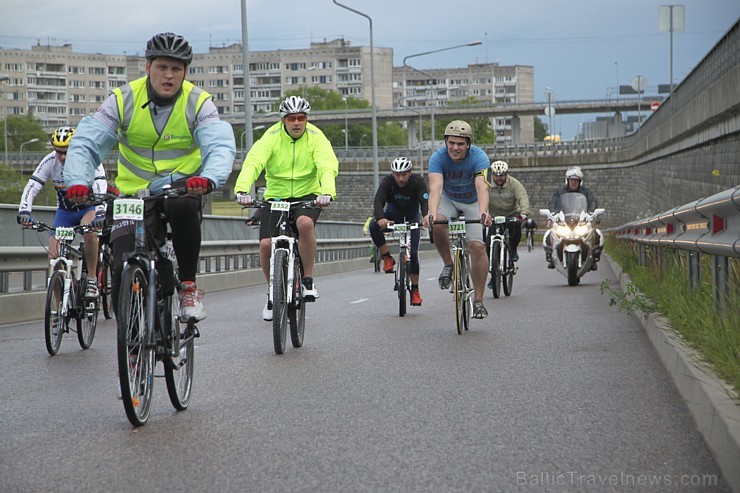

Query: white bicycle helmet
[279,96,311,117]
[390,157,412,173]
[490,160,508,176]
[565,166,584,185]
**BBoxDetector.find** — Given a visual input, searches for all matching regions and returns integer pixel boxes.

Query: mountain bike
[115,187,199,426]
[249,199,314,355]
[430,216,481,335]
[383,222,420,317]
[27,221,100,356]
[487,216,519,299]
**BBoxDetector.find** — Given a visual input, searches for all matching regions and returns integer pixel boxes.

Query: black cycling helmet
[145,32,193,66]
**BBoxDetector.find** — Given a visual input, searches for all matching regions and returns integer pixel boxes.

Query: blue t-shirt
[428,145,490,204]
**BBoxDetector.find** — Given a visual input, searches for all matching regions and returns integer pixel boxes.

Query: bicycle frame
[267,202,300,311]
[49,228,85,319]
[488,216,518,298]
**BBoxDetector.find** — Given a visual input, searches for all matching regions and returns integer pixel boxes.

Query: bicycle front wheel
[272,250,289,355]
[289,258,305,348]
[77,290,98,349]
[44,271,66,355]
[164,293,194,411]
[117,264,154,426]
[490,241,502,299]
[527,233,534,252]
[502,245,514,297]
[398,251,407,317]
[453,249,471,334]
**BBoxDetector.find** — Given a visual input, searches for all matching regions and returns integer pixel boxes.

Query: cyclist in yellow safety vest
[63,32,236,323]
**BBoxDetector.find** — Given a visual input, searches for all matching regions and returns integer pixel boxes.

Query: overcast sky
[2,0,738,139]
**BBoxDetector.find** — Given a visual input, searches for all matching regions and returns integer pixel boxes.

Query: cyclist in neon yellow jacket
[235,96,338,321]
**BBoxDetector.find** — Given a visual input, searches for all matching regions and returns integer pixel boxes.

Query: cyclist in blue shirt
[424,120,492,319]
[368,157,429,306]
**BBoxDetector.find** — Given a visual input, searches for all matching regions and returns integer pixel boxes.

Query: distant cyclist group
[15,31,602,425]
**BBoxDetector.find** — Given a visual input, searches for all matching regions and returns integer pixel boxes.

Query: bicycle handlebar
[428,214,486,245]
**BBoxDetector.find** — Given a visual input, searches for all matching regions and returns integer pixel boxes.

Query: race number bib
[54,227,74,241]
[448,221,466,234]
[393,223,408,233]
[494,216,506,224]
[270,201,290,212]
[113,198,144,221]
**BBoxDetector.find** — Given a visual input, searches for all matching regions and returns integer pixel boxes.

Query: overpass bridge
[247,96,665,127]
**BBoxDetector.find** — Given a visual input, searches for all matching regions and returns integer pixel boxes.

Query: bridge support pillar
[510,116,521,144]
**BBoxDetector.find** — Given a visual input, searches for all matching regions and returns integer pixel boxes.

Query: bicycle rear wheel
[371,244,381,272]
[289,258,305,348]
[117,264,154,426]
[272,250,288,355]
[164,293,194,411]
[397,251,407,317]
[527,233,534,252]
[98,250,113,319]
[44,271,66,355]
[502,245,514,297]
[490,241,502,299]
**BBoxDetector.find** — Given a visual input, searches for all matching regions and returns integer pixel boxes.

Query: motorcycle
[540,193,605,286]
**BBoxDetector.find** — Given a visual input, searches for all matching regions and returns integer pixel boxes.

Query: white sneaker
[262,298,273,321]
[179,282,206,321]
[302,277,318,302]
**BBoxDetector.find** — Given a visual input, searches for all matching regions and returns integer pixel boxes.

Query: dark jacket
[373,173,429,219]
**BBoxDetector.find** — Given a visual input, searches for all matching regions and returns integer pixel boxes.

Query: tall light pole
[659,5,685,94]
[240,0,254,152]
[332,0,379,190]
[403,41,481,151]
[399,95,424,176]
[614,62,619,99]
[545,87,554,141]
[342,97,349,152]
[20,138,39,175]
[0,74,10,166]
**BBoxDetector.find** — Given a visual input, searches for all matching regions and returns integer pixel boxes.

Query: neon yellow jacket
[235,121,338,199]
[113,77,210,194]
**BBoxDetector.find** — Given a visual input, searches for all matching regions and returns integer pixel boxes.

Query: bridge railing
[610,185,740,312]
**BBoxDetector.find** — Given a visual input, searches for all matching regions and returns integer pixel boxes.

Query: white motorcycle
[540,193,605,286]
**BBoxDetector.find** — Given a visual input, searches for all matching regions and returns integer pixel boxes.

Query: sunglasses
[285,114,307,123]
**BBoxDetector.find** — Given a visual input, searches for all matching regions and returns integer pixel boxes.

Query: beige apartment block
[1,39,532,142]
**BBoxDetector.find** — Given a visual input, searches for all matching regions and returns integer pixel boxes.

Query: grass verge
[603,239,740,398]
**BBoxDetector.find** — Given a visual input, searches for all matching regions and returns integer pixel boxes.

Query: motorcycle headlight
[573,224,591,237]
[554,224,571,237]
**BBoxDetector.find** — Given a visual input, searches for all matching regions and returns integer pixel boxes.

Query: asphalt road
[0,247,729,492]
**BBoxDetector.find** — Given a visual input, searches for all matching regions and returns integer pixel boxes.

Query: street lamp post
[545,87,554,141]
[342,97,349,152]
[241,125,265,151]
[0,74,10,166]
[403,41,481,151]
[399,95,424,176]
[332,0,379,190]
[20,138,39,176]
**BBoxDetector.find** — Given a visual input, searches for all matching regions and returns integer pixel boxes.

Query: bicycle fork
[269,235,296,305]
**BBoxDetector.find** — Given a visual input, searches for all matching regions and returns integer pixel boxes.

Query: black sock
[411,284,419,290]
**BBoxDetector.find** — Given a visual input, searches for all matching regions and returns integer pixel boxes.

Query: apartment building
[1,40,533,143]
[393,63,535,143]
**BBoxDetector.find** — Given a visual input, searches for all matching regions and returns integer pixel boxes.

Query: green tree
[534,117,547,141]
[0,114,48,154]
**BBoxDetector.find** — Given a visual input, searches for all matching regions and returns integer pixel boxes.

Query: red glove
[186,176,212,193]
[107,184,120,197]
[66,185,90,202]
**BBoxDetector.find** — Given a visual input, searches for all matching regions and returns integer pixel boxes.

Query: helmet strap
[143,77,182,109]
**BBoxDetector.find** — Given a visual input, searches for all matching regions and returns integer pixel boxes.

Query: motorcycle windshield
[557,193,589,220]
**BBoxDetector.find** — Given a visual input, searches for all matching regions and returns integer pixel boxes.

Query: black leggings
[110,195,202,316]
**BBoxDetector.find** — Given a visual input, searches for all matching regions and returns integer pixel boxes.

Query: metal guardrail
[610,185,740,312]
[0,237,375,295]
